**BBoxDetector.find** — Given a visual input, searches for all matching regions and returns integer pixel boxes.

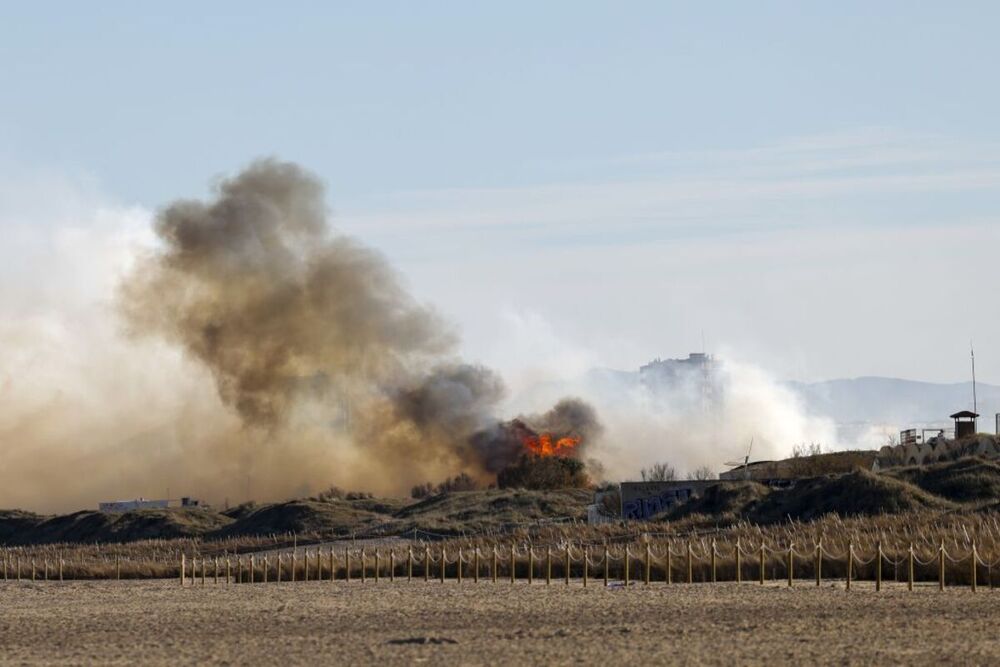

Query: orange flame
[522,433,581,458]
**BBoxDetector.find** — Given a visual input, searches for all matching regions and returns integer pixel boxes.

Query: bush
[497,454,590,490]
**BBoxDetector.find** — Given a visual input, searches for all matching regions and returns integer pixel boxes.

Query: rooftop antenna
[971,340,978,416]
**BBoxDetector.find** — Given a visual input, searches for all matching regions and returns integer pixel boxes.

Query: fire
[522,433,581,458]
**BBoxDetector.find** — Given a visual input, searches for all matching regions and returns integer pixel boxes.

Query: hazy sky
[2,2,999,384]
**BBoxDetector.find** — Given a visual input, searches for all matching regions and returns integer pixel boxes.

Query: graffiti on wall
[622,487,693,521]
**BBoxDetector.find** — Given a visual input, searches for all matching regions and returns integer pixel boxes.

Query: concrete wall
[620,481,717,521]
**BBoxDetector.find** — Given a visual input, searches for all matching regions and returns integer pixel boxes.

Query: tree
[691,465,716,481]
[640,462,676,482]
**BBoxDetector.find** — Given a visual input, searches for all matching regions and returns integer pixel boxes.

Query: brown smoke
[119,158,601,498]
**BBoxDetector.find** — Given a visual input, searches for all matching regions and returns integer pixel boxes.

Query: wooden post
[375,549,380,583]
[457,548,462,584]
[687,542,693,584]
[908,543,914,591]
[583,546,589,587]
[330,548,336,583]
[424,547,430,583]
[44,560,48,581]
[711,540,717,584]
[875,541,882,592]
[939,540,945,591]
[361,549,367,584]
[250,555,255,584]
[115,554,120,581]
[493,548,498,584]
[787,543,793,588]
[180,554,185,586]
[201,557,206,586]
[815,542,821,587]
[847,541,853,591]
[59,558,64,582]
[304,549,309,582]
[511,544,516,584]
[440,547,446,583]
[16,556,20,581]
[603,545,609,587]
[291,551,297,583]
[645,544,651,585]
[390,549,396,583]
[735,539,741,584]
[546,547,551,585]
[237,557,243,584]
[215,557,219,585]
[623,546,630,586]
[226,558,231,586]
[263,556,268,584]
[408,547,414,582]
[31,560,35,582]
[277,554,283,583]
[474,548,480,583]
[971,542,977,593]
[528,547,534,585]
[566,545,571,586]
[759,543,766,585]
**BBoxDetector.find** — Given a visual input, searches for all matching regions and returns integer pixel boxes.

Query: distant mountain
[785,377,1000,432]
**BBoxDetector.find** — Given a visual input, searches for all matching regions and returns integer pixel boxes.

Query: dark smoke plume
[120,159,601,497]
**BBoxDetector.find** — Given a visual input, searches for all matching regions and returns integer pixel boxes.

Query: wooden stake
[474,548,480,583]
[815,542,821,587]
[565,545,571,586]
[546,547,551,585]
[226,558,231,586]
[277,554,283,583]
[711,540,717,584]
[645,544,651,585]
[603,545,609,587]
[759,543,765,585]
[908,543,914,591]
[971,541,977,593]
[291,550,297,583]
[304,549,309,582]
[390,549,396,583]
[215,557,219,585]
[787,543,793,588]
[624,546,629,586]
[180,554,185,587]
[847,541,853,591]
[425,547,430,583]
[510,544,516,584]
[250,555,255,584]
[457,548,462,584]
[493,548,498,584]
[375,548,380,583]
[237,557,243,584]
[407,547,413,581]
[59,558,63,582]
[687,542,693,584]
[440,547,446,583]
[330,548,336,583]
[347,548,352,583]
[201,557,206,586]
[528,547,534,585]
[939,540,945,591]
[735,538,741,584]
[263,556,268,584]
[875,541,882,592]
[583,546,589,587]
[116,554,120,581]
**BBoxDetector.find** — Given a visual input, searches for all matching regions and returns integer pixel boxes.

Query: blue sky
[2,2,999,383]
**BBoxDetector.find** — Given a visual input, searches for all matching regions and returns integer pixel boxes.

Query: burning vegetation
[119,159,603,500]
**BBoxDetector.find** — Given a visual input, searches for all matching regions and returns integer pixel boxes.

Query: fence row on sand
[6,539,1000,591]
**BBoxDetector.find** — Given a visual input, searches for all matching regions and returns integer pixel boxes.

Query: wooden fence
[5,538,999,591]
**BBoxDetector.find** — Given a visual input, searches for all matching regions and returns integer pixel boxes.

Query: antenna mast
[971,341,978,416]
